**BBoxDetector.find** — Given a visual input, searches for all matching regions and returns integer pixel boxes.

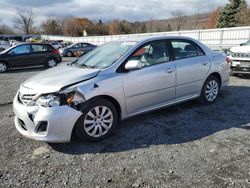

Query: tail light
[52,50,60,54]
[226,57,231,64]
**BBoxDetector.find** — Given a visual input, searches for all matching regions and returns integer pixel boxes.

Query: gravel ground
[0,61,250,188]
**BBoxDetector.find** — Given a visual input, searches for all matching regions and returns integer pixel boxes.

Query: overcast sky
[0,0,250,26]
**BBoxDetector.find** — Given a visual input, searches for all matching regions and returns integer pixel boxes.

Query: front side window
[8,45,30,55]
[171,40,204,60]
[128,40,170,67]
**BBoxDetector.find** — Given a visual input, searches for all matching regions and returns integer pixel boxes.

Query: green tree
[216,0,247,28]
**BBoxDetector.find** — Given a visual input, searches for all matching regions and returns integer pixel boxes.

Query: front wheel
[198,76,220,104]
[74,99,118,141]
[0,62,7,73]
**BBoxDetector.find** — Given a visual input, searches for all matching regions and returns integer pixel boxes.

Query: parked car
[59,42,96,57]
[13,36,230,143]
[50,41,62,50]
[29,37,42,43]
[0,43,62,72]
[0,40,11,52]
[228,40,250,75]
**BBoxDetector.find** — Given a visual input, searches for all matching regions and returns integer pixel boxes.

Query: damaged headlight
[34,91,86,108]
[65,91,86,106]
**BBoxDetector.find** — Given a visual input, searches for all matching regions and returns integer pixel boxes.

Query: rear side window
[171,40,205,60]
[32,44,50,52]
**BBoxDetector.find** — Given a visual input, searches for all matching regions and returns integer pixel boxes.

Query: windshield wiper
[80,63,97,69]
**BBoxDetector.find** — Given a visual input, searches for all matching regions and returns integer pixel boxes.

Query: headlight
[36,94,61,107]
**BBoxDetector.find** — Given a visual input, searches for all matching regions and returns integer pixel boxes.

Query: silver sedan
[13,36,230,143]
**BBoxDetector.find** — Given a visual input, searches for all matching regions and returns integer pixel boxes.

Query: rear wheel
[47,58,57,68]
[0,62,7,73]
[198,76,220,104]
[74,99,118,141]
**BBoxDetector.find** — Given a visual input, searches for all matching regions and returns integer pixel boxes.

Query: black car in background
[0,43,62,73]
[59,42,96,57]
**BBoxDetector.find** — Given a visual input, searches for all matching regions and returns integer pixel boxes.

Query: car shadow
[49,85,250,154]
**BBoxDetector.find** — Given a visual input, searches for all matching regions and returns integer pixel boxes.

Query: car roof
[118,35,213,55]
[119,35,196,43]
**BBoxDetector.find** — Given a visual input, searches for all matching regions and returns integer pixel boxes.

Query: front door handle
[165,68,175,73]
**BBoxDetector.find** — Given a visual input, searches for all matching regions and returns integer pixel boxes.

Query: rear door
[30,44,50,65]
[169,39,211,99]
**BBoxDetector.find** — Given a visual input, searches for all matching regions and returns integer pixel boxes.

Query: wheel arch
[87,95,122,120]
[0,60,9,67]
[207,72,222,88]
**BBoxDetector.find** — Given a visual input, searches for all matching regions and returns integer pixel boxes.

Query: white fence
[41,26,250,50]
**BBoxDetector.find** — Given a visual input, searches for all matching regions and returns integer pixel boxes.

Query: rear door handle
[165,68,175,73]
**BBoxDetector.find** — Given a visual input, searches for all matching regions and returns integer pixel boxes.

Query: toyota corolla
[13,36,230,143]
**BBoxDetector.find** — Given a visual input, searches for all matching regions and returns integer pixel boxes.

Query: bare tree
[193,7,201,29]
[13,8,35,34]
[41,15,62,35]
[171,10,185,31]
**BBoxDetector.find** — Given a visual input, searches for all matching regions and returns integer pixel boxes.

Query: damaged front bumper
[13,93,82,143]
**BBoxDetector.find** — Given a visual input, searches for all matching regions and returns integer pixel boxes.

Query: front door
[122,40,176,115]
[7,44,32,67]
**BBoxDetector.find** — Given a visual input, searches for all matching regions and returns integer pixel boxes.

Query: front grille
[232,53,250,58]
[18,93,36,105]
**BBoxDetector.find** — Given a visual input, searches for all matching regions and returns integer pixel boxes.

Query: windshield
[0,45,16,54]
[75,41,137,69]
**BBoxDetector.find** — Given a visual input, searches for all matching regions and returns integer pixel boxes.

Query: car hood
[22,63,100,93]
[231,46,250,53]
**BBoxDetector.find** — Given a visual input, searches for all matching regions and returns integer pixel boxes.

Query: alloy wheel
[83,106,113,138]
[205,80,219,102]
[48,59,57,67]
[0,63,7,72]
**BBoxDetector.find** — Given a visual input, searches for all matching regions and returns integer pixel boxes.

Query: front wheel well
[84,95,122,120]
[0,60,9,67]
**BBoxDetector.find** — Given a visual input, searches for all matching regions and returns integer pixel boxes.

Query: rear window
[32,44,53,52]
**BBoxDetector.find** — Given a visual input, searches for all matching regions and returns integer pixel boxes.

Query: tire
[0,62,7,73]
[74,98,118,142]
[198,76,220,104]
[47,58,57,68]
[66,51,73,57]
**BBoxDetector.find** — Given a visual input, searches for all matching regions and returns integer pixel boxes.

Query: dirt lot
[0,61,250,187]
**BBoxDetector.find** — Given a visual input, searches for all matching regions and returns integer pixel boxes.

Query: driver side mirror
[125,60,142,70]
[240,43,244,46]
